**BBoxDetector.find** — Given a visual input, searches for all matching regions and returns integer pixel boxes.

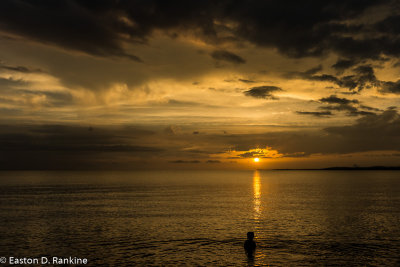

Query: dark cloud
[304,65,323,75]
[281,152,307,158]
[0,63,44,73]
[210,50,246,64]
[341,91,359,95]
[376,15,400,34]
[331,58,358,72]
[289,64,398,93]
[0,124,162,170]
[352,110,377,116]
[165,99,209,107]
[0,125,159,152]
[308,74,339,84]
[296,95,379,117]
[170,160,201,164]
[244,86,282,99]
[360,105,381,112]
[324,108,400,151]
[380,80,400,94]
[0,0,142,62]
[329,35,400,62]
[342,66,377,91]
[239,79,256,83]
[351,65,378,88]
[320,104,356,113]
[296,111,332,117]
[0,0,397,63]
[225,1,386,58]
[206,160,221,163]
[319,95,378,116]
[286,65,337,83]
[319,95,359,105]
[319,105,375,116]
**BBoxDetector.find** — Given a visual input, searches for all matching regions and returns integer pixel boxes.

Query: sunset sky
[1,0,400,170]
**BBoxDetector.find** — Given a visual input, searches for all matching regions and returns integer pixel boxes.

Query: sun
[253,157,260,162]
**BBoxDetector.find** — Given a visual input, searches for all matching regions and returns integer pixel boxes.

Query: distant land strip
[270,166,400,171]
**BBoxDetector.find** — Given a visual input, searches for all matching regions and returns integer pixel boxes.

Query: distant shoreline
[269,166,400,171]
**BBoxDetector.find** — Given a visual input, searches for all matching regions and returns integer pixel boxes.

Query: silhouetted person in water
[244,232,256,257]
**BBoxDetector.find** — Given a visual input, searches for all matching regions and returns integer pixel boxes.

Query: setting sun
[253,158,260,162]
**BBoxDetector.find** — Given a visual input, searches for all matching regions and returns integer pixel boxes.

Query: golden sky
[0,0,400,169]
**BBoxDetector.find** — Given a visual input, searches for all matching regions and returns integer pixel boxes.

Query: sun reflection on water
[253,170,261,221]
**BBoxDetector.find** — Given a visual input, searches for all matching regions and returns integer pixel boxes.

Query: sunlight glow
[253,170,261,220]
[253,157,260,162]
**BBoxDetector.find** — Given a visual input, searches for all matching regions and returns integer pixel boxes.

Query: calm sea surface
[0,170,399,266]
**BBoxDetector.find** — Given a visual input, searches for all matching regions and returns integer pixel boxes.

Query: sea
[0,170,399,266]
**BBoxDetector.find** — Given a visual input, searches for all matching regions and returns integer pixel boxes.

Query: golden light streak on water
[253,170,261,221]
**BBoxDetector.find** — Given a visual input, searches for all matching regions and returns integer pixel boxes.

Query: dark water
[0,170,399,266]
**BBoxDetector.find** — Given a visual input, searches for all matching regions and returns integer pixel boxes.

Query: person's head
[247,232,254,240]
